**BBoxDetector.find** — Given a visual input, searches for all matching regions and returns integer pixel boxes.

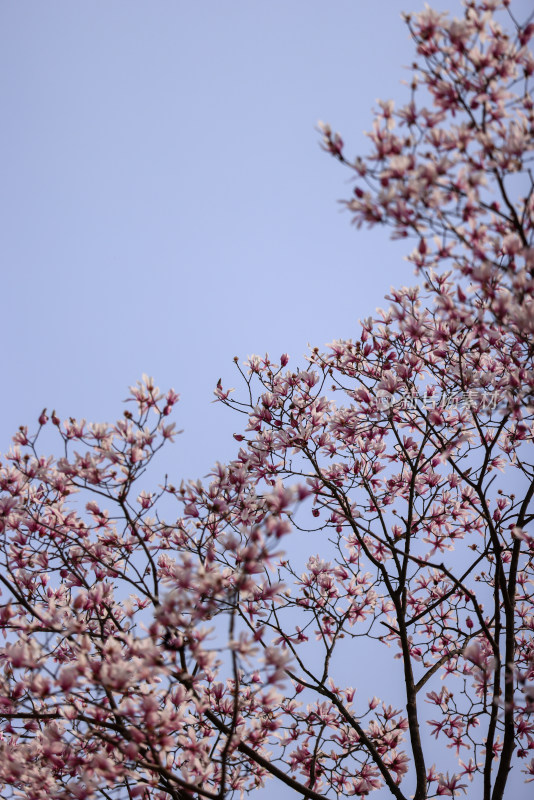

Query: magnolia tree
[1,1,533,799]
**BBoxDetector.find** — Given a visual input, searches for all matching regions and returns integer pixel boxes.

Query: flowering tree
[1,1,533,799]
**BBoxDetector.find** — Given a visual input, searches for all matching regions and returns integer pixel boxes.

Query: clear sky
[1,0,531,474]
[1,0,447,479]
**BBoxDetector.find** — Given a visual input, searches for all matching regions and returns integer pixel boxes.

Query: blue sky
[2,0,531,478]
[1,0,439,479]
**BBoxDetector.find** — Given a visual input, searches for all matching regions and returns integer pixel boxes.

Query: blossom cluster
[0,2,533,799]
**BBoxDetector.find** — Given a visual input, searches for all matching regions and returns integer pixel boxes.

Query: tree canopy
[1,2,533,798]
